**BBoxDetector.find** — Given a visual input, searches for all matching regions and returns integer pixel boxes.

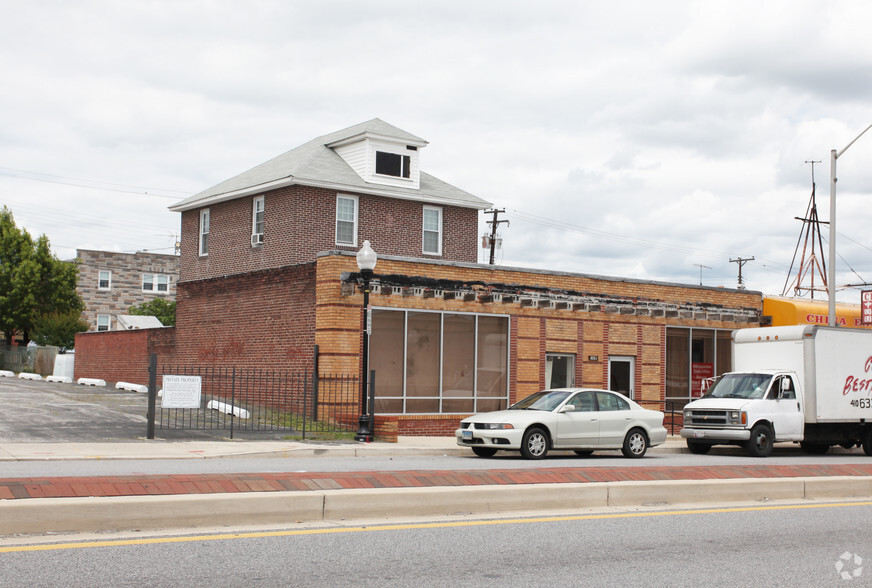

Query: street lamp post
[354,240,377,442]
[828,123,872,327]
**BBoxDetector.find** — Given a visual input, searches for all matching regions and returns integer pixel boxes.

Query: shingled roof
[169,119,491,212]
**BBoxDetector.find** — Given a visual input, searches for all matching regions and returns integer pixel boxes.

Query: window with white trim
[422,206,442,255]
[335,195,358,246]
[97,315,111,332]
[142,273,170,294]
[98,270,111,290]
[199,209,210,256]
[251,196,264,246]
[375,150,410,178]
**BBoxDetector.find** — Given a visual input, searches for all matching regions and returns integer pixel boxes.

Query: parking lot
[0,377,230,442]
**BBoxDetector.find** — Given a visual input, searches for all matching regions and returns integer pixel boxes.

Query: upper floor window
[97,314,110,332]
[199,209,210,256]
[251,196,264,246]
[98,270,111,290]
[142,273,170,294]
[336,195,358,246]
[375,151,410,179]
[423,206,442,255]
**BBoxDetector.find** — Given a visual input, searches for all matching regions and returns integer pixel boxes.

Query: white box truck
[680,325,872,457]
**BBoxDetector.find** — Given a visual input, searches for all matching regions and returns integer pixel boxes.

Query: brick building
[76,249,180,332]
[75,119,763,436]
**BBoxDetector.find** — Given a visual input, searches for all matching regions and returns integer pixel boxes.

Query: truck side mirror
[781,378,790,391]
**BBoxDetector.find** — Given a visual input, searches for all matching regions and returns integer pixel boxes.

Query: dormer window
[375,151,410,179]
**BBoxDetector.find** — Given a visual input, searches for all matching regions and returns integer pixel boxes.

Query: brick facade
[76,249,180,331]
[179,185,479,283]
[74,251,762,438]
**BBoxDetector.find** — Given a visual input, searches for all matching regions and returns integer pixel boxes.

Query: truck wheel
[800,442,829,455]
[863,429,872,457]
[687,440,711,455]
[746,423,774,457]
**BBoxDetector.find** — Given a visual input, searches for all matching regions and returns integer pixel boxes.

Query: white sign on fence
[161,375,202,409]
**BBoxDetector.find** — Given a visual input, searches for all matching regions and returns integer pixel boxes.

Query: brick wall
[74,328,175,385]
[179,185,479,283]
[173,262,317,373]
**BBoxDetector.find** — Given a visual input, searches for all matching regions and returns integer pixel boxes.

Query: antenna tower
[782,161,828,298]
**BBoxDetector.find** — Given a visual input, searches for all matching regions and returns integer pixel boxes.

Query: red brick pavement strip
[2,464,872,500]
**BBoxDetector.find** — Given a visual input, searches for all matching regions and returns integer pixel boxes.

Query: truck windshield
[704,373,772,400]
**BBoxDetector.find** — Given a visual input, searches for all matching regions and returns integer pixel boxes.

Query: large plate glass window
[369,309,509,414]
[335,195,358,246]
[422,206,442,255]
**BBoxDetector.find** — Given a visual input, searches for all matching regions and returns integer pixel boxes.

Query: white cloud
[1,0,871,302]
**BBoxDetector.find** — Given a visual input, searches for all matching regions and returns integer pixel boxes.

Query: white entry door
[608,356,635,399]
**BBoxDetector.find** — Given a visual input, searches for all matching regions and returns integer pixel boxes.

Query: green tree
[0,207,84,345]
[129,297,176,326]
[31,310,89,351]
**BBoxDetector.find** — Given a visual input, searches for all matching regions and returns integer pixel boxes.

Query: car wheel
[520,427,549,459]
[686,440,711,455]
[573,450,594,457]
[746,423,774,457]
[621,428,648,458]
[800,442,829,455]
[471,447,498,457]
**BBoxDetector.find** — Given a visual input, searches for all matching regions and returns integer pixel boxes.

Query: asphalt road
[2,500,868,586]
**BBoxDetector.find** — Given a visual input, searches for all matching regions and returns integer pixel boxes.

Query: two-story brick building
[75,119,762,436]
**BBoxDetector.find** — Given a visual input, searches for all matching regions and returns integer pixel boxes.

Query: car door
[594,391,633,447]
[766,374,804,440]
[554,391,600,448]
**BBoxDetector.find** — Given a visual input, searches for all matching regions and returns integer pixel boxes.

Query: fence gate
[145,353,360,440]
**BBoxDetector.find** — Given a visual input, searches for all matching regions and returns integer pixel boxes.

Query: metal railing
[146,358,360,440]
[637,399,685,435]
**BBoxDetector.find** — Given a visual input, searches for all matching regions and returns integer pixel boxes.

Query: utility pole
[483,209,509,265]
[730,256,755,290]
[694,264,711,286]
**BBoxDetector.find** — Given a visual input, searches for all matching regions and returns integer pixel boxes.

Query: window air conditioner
[251,233,264,246]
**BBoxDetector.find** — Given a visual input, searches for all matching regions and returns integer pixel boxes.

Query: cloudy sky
[3,1,872,302]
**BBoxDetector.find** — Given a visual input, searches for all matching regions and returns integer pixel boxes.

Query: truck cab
[681,370,804,457]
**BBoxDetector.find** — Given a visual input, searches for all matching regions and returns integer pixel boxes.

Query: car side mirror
[560,405,576,413]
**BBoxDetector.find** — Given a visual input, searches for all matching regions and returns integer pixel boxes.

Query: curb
[3,476,871,536]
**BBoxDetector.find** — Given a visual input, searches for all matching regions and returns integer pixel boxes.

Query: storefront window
[546,353,575,389]
[666,327,733,402]
[369,309,509,414]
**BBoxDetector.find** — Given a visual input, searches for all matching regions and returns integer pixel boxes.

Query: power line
[0,166,190,199]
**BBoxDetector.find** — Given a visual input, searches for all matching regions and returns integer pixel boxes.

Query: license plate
[462,430,473,441]
[694,431,705,438]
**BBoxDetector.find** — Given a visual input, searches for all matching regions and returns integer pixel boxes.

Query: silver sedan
[456,388,668,459]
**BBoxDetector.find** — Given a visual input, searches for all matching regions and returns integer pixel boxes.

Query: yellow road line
[3,500,871,554]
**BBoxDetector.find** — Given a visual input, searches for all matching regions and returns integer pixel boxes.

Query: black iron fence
[145,354,360,440]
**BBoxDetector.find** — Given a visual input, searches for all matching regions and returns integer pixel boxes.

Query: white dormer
[329,130,427,190]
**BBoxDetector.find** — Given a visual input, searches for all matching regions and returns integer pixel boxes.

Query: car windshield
[705,373,772,400]
[509,390,570,411]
